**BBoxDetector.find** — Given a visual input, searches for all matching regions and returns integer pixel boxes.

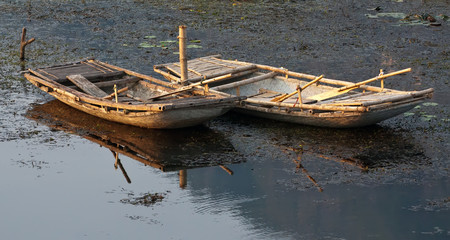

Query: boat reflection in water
[27,100,245,188]
[27,99,429,192]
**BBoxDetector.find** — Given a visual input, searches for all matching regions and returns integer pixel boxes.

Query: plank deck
[158,55,245,80]
[37,61,124,82]
[66,74,108,97]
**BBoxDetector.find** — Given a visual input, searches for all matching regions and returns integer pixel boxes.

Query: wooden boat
[23,58,242,129]
[154,55,434,128]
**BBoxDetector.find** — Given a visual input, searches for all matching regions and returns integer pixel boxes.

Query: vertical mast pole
[178,25,188,82]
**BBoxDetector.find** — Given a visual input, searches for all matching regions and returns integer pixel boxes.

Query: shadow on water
[228,112,429,166]
[26,100,245,186]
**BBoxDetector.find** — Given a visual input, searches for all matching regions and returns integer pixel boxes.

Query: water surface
[1,1,449,239]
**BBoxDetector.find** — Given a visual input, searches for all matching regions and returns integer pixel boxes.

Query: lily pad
[380,13,407,18]
[420,114,437,122]
[187,44,202,49]
[139,42,154,48]
[144,35,157,39]
[422,102,438,106]
[404,112,415,117]
[366,12,407,19]
[160,40,177,44]
[190,40,201,43]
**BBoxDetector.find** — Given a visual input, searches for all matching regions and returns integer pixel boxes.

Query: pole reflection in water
[179,169,187,189]
[27,100,245,188]
[112,150,131,184]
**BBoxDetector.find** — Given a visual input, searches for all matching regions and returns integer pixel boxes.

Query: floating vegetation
[190,39,201,43]
[422,102,438,107]
[366,12,448,27]
[160,40,177,44]
[408,197,450,212]
[120,192,166,207]
[187,44,202,49]
[404,102,442,122]
[138,42,156,48]
[421,114,437,121]
[137,37,181,50]
[365,12,407,19]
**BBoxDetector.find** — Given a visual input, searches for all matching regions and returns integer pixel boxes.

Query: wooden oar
[308,68,411,101]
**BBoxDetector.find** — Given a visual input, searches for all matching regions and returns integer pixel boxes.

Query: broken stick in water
[20,27,35,61]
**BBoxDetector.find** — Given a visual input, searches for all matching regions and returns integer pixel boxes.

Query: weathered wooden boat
[23,58,242,129]
[154,55,434,128]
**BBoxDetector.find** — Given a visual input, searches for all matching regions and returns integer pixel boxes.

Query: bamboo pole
[214,57,403,93]
[339,68,411,92]
[178,25,188,81]
[301,74,324,90]
[244,98,367,112]
[309,68,412,101]
[20,27,35,61]
[272,85,300,102]
[273,75,323,103]
[95,60,178,88]
[103,86,129,100]
[379,69,384,90]
[298,87,302,104]
[147,72,242,100]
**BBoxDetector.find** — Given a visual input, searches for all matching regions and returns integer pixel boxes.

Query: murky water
[1,1,449,239]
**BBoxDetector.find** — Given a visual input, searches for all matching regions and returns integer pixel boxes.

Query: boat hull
[24,59,237,129]
[55,94,230,129]
[237,99,420,128]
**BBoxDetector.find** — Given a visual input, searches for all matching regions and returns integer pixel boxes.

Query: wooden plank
[42,64,96,76]
[66,74,108,98]
[94,76,140,88]
[197,57,242,68]
[185,64,257,83]
[211,72,278,91]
